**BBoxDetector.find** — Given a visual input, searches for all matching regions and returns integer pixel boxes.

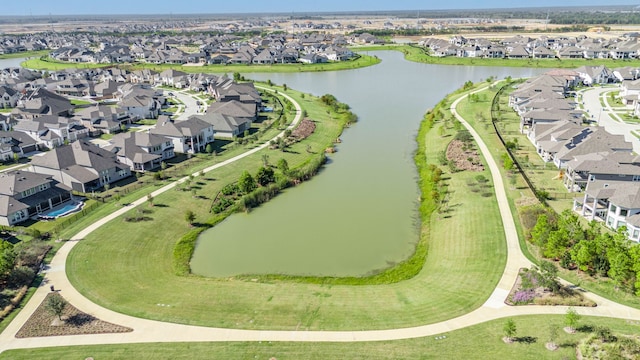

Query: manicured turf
[65,89,507,330]
[3,315,638,359]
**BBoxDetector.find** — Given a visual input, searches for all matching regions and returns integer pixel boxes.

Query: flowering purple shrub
[512,290,536,304]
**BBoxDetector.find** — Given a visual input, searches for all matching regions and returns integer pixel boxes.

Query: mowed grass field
[4,315,639,359]
[65,89,507,331]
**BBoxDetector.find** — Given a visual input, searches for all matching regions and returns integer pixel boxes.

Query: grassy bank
[0,50,48,59]
[21,55,381,73]
[65,86,507,330]
[3,315,638,359]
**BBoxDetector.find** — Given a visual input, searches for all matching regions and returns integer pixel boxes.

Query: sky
[2,0,639,16]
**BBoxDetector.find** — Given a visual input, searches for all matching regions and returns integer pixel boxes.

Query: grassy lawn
[64,87,507,331]
[21,57,110,71]
[3,315,639,359]
[22,55,381,73]
[0,50,49,59]
[0,108,13,113]
[70,99,93,106]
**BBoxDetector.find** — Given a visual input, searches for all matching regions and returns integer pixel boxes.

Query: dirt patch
[291,118,316,140]
[446,139,484,172]
[15,293,132,338]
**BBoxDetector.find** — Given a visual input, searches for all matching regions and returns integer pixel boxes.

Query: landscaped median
[63,83,508,331]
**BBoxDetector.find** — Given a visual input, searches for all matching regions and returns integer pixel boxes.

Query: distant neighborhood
[510,64,640,242]
[421,33,640,60]
[0,65,266,226]
[0,32,386,65]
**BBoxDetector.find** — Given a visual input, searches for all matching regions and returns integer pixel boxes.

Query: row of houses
[421,34,640,60]
[0,65,267,226]
[510,68,640,242]
[43,31,383,66]
[0,65,264,156]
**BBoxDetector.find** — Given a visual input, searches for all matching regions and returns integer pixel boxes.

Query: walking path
[2,86,640,353]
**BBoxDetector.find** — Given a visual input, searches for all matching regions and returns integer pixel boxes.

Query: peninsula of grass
[21,54,381,73]
[3,315,639,360]
[65,86,507,330]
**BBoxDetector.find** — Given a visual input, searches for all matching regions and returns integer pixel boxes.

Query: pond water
[191,51,546,277]
[0,57,28,69]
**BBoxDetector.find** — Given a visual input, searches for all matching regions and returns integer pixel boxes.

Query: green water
[190,51,544,277]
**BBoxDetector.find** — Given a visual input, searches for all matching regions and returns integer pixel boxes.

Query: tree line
[527,208,640,295]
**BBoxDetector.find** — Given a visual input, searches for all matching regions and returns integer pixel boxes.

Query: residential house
[0,131,39,159]
[0,85,19,108]
[553,128,633,169]
[151,116,215,153]
[30,140,131,192]
[0,170,73,226]
[563,152,640,192]
[190,112,249,138]
[73,104,130,135]
[106,132,175,172]
[575,65,614,86]
[13,88,74,119]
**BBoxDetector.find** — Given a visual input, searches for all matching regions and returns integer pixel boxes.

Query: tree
[147,193,154,206]
[565,307,581,333]
[205,143,214,155]
[0,242,15,280]
[45,294,67,320]
[530,214,552,248]
[277,158,289,174]
[547,324,559,350]
[283,83,288,91]
[238,171,257,194]
[256,166,275,186]
[161,161,167,171]
[537,260,560,293]
[261,153,270,167]
[185,210,196,226]
[503,318,517,342]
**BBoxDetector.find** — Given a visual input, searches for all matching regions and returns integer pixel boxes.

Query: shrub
[512,290,536,304]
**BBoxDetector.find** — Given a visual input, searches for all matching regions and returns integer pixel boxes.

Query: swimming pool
[39,201,84,219]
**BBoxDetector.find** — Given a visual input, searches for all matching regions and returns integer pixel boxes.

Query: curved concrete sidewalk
[2,87,640,353]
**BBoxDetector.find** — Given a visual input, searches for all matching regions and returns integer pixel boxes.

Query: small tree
[185,210,196,226]
[503,318,517,342]
[564,307,581,333]
[283,83,288,91]
[547,324,559,350]
[147,193,154,207]
[238,171,257,194]
[45,294,67,320]
[277,158,289,174]
[205,143,214,155]
[161,161,167,171]
[261,153,270,167]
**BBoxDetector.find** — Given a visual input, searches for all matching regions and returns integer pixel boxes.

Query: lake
[191,51,545,277]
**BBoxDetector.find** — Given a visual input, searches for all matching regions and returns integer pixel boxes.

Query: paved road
[2,87,640,353]
[172,90,203,120]
[581,87,640,153]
